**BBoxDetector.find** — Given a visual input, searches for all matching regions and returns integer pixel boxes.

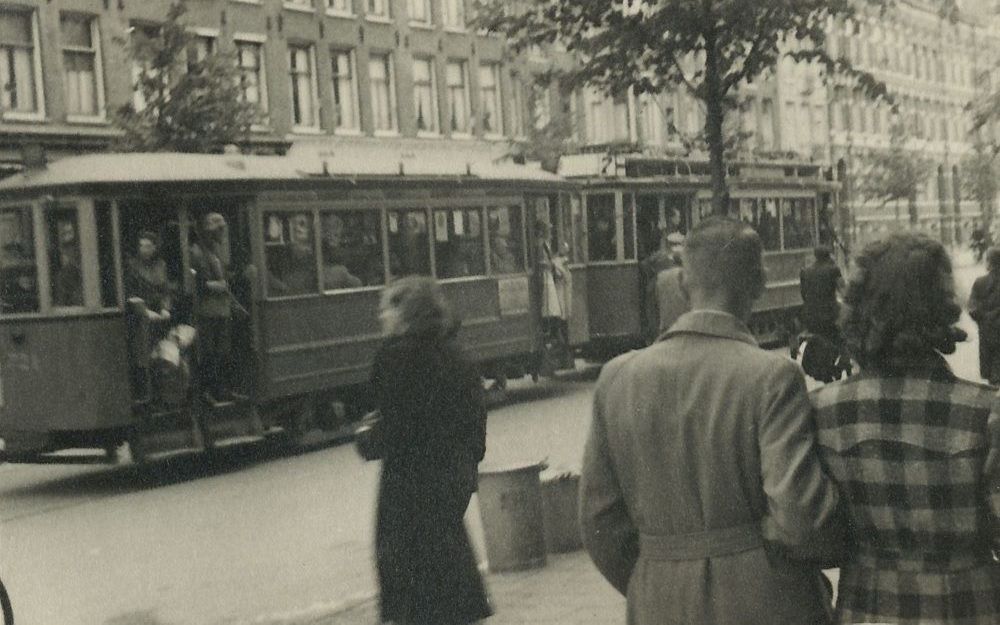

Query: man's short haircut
[683,217,765,303]
[814,245,833,261]
[988,247,1000,271]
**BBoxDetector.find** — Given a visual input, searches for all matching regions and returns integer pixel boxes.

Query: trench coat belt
[640,524,763,561]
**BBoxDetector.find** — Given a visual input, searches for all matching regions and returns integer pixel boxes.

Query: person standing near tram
[124,230,173,403]
[190,212,237,402]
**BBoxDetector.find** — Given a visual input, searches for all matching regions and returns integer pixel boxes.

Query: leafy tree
[961,142,999,226]
[475,0,893,215]
[114,1,258,153]
[857,121,934,225]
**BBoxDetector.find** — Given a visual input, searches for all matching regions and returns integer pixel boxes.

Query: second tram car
[0,147,576,464]
[560,151,839,352]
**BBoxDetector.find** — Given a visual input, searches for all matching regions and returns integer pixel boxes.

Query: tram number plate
[497,276,529,316]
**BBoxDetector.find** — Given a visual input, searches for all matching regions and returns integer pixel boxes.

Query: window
[781,198,815,250]
[532,84,550,130]
[478,64,502,135]
[367,0,391,19]
[487,206,524,274]
[0,9,41,116]
[509,76,526,137]
[264,212,318,297]
[95,201,118,308]
[570,194,587,263]
[320,210,383,289]
[586,194,616,262]
[412,57,439,133]
[331,50,359,131]
[740,198,779,251]
[387,209,430,278]
[408,0,431,25]
[60,14,104,119]
[446,60,470,134]
[369,53,397,132]
[326,0,353,14]
[186,34,216,72]
[236,40,268,115]
[46,207,84,308]
[0,206,39,313]
[759,98,775,148]
[130,24,161,112]
[288,44,319,130]
[443,0,465,29]
[433,207,484,278]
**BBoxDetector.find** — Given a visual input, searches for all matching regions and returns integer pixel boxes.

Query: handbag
[354,410,384,461]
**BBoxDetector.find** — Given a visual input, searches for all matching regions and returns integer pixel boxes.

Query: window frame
[283,0,316,13]
[411,56,440,136]
[287,42,321,133]
[318,204,387,293]
[442,0,466,31]
[330,48,361,134]
[234,34,270,128]
[325,0,354,17]
[365,0,392,22]
[0,201,42,316]
[431,205,487,280]
[445,59,471,137]
[478,63,503,138]
[407,0,433,27]
[0,7,45,121]
[59,12,106,123]
[485,201,528,276]
[369,51,399,135]
[261,208,322,300]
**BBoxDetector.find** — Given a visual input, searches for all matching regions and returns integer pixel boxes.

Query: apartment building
[536,0,1000,245]
[0,0,532,173]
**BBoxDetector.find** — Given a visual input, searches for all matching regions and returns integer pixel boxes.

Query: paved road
[0,256,988,625]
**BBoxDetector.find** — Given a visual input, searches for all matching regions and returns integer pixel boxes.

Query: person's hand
[160,309,171,322]
[145,309,162,321]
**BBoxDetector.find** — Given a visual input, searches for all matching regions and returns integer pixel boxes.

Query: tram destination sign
[497,276,530,316]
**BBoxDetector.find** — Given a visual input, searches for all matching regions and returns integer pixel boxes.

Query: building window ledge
[374,129,400,137]
[443,26,467,34]
[283,3,317,14]
[1,113,46,123]
[251,124,273,133]
[333,127,363,136]
[450,131,473,140]
[231,0,262,4]
[365,16,394,25]
[291,126,324,135]
[483,133,505,141]
[326,9,355,19]
[416,130,442,139]
[66,115,109,125]
[409,21,434,30]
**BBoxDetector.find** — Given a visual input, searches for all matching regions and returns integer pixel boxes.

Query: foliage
[114,1,258,153]
[475,0,892,214]
[857,121,934,225]
[961,141,999,223]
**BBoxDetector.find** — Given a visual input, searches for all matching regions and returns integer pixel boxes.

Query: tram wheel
[282,397,320,450]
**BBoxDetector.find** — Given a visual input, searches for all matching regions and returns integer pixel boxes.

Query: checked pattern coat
[811,354,1000,624]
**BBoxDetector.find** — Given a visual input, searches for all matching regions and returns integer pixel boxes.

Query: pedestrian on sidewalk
[653,232,689,340]
[580,217,846,625]
[812,233,999,624]
[969,247,1000,385]
[369,276,491,625]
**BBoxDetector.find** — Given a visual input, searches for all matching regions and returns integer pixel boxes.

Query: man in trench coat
[580,217,845,625]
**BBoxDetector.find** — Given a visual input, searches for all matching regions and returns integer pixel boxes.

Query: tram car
[0,145,576,464]
[559,151,839,353]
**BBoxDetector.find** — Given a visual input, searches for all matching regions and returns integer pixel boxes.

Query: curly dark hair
[841,233,965,372]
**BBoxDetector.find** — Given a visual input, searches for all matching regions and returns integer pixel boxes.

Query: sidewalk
[283,549,624,625]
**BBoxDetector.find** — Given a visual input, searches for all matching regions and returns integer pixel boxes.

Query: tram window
[46,207,84,307]
[320,210,384,290]
[0,206,39,314]
[387,209,431,278]
[487,205,524,274]
[746,198,780,251]
[623,194,636,260]
[433,207,485,279]
[263,211,318,297]
[781,198,816,250]
[570,194,587,263]
[95,201,118,308]
[664,196,688,235]
[586,194,616,262]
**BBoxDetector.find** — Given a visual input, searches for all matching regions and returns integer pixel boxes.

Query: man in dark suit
[969,247,1000,384]
[799,246,844,342]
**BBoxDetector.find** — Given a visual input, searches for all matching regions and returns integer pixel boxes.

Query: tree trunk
[703,33,729,216]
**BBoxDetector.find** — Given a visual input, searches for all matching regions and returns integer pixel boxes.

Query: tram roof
[0,149,564,193]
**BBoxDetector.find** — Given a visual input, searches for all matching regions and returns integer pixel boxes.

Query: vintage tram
[558,151,839,352]
[0,144,575,464]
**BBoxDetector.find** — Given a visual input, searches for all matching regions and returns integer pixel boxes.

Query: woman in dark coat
[968,247,1000,384]
[370,275,492,625]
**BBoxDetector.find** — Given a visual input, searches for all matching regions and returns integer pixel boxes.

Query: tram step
[210,434,267,449]
[142,446,206,463]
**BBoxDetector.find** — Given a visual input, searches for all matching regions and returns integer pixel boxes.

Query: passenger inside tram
[320,213,362,290]
[50,217,83,307]
[0,238,38,314]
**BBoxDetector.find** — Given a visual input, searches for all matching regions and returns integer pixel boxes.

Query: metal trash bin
[541,467,583,554]
[477,461,547,573]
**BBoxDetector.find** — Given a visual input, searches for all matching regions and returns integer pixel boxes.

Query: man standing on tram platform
[191,212,236,402]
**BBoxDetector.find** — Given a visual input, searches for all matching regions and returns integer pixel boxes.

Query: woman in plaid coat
[811,233,1000,624]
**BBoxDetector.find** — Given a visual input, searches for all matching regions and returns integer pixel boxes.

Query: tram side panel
[585,264,642,355]
[0,316,131,454]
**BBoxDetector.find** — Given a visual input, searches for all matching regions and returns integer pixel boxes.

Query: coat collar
[658,310,757,346]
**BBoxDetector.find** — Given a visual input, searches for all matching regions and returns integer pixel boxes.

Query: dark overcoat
[969,270,1000,383]
[370,331,492,625]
